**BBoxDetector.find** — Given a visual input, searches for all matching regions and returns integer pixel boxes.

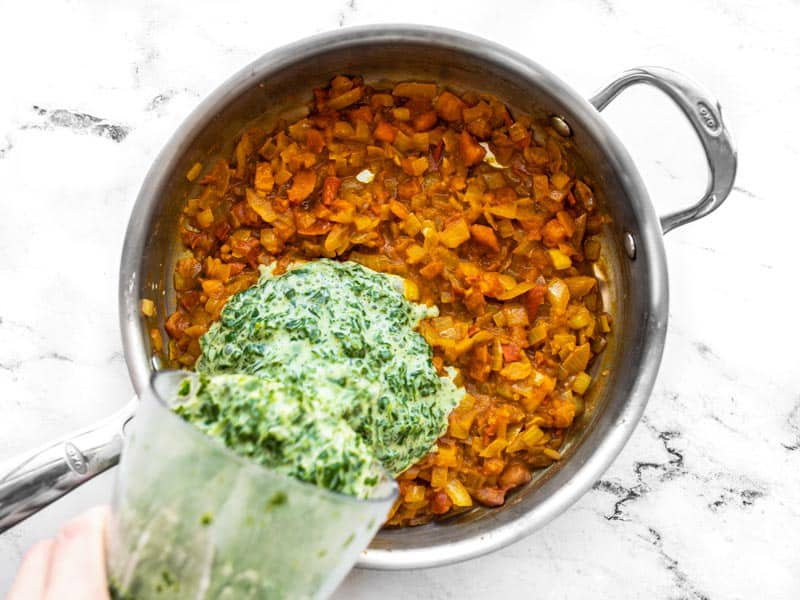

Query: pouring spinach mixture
[174,259,464,498]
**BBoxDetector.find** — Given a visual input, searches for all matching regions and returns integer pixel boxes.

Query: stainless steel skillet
[0,25,736,569]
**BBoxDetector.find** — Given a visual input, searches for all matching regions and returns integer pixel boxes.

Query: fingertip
[86,505,112,532]
[56,512,92,541]
[81,505,111,530]
[46,508,110,599]
[7,538,55,600]
[56,505,109,541]
[27,538,56,561]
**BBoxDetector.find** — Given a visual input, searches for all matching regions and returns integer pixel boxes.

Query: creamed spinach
[178,259,463,497]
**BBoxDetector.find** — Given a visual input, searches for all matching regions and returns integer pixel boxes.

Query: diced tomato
[542,218,568,246]
[501,343,522,362]
[435,91,464,122]
[165,311,190,339]
[231,200,261,227]
[473,487,506,507]
[229,237,261,268]
[459,130,485,167]
[180,230,213,253]
[178,291,201,311]
[296,218,334,236]
[287,170,317,204]
[212,221,231,242]
[374,121,397,143]
[525,285,547,318]
[413,110,437,132]
[228,262,247,276]
[322,176,341,206]
[305,129,325,153]
[430,139,444,169]
[499,464,532,490]
[397,178,421,199]
[349,105,373,123]
[430,491,453,515]
[470,224,499,252]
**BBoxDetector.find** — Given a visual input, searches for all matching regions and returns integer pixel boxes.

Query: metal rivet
[551,115,572,137]
[623,232,636,259]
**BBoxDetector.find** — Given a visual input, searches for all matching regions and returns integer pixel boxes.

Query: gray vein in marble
[592,421,686,521]
[644,527,710,600]
[0,352,74,372]
[655,158,679,181]
[145,88,198,111]
[338,0,356,27]
[709,413,739,435]
[0,139,11,159]
[24,106,130,142]
[708,486,765,512]
[732,185,757,200]
[598,0,616,14]
[781,396,800,451]
[147,91,177,111]
[591,479,640,520]
[594,403,774,530]
[671,330,737,382]
[0,316,34,333]
[693,341,719,361]
[671,238,720,256]
[133,42,161,88]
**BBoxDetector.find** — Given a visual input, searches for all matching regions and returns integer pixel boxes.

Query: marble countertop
[1,0,798,597]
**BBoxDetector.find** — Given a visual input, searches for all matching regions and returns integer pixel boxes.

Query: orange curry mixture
[155,75,611,526]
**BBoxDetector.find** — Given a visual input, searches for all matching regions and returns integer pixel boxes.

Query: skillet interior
[120,26,667,568]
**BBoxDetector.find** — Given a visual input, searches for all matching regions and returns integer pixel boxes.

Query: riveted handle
[0,398,137,533]
[590,66,737,234]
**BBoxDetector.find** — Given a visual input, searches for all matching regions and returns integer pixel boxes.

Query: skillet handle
[589,67,737,234]
[0,398,137,533]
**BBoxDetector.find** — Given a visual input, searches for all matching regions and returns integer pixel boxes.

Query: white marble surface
[1,0,798,597]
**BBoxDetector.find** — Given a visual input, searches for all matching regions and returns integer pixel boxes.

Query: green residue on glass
[174,373,384,498]
[268,491,288,507]
[108,579,131,600]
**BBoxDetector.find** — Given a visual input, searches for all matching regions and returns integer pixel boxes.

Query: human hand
[7,506,110,600]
